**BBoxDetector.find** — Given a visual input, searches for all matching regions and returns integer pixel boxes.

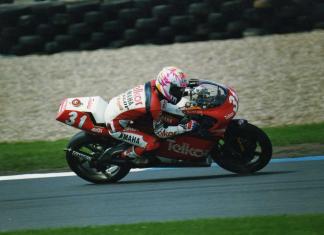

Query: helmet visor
[169,83,186,103]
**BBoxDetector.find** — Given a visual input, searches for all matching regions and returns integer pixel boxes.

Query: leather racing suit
[104,80,191,157]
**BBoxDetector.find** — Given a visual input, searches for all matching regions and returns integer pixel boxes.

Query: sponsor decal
[167,139,209,157]
[121,85,144,110]
[225,112,235,120]
[157,129,177,138]
[161,99,168,110]
[160,114,178,124]
[91,127,103,133]
[87,97,94,109]
[58,99,67,114]
[133,85,143,106]
[185,109,203,115]
[72,99,81,107]
[118,132,140,145]
[117,96,123,111]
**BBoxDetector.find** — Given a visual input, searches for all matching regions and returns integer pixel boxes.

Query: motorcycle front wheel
[214,123,272,174]
[66,131,131,184]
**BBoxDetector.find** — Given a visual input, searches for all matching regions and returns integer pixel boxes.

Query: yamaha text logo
[118,133,140,145]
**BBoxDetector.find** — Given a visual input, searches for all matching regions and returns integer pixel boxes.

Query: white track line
[0,168,147,181]
[0,156,323,181]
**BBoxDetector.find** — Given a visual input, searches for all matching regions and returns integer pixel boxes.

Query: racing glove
[179,119,199,132]
[153,118,199,138]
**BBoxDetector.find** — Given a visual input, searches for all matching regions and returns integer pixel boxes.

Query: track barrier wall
[0,0,323,55]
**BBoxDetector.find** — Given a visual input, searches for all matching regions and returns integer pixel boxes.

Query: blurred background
[1,0,324,142]
[0,0,324,55]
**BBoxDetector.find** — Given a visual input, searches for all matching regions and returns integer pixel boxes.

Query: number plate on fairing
[56,96,109,135]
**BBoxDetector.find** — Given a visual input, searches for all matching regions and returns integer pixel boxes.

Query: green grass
[0,122,323,174]
[0,139,68,174]
[263,122,324,146]
[1,214,323,235]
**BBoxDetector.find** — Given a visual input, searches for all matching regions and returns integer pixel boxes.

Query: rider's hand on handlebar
[180,119,199,132]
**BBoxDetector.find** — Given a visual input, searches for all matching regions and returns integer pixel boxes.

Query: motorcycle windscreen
[157,135,214,160]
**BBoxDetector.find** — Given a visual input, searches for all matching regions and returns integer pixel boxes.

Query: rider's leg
[108,119,160,158]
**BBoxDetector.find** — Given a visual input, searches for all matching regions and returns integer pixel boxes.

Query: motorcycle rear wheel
[214,123,272,174]
[66,131,131,184]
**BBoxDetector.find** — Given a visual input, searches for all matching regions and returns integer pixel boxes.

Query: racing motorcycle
[56,79,272,184]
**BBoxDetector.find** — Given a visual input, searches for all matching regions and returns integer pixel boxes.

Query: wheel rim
[74,142,123,181]
[226,135,265,167]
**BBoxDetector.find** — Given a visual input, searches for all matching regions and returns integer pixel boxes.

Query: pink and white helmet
[155,66,188,104]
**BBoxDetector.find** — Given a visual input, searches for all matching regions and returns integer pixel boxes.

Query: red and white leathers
[104,80,194,158]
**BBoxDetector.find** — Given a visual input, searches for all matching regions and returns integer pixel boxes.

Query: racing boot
[120,146,149,164]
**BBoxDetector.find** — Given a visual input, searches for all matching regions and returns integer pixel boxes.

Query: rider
[103,66,199,161]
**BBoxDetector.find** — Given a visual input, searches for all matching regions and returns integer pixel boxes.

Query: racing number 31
[65,112,87,128]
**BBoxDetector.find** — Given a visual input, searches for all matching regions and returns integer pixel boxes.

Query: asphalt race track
[1,158,324,232]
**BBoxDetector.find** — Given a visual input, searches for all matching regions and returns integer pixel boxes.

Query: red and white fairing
[56,96,109,135]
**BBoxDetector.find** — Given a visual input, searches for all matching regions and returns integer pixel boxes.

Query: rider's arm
[150,92,196,138]
[153,117,187,138]
[160,99,185,117]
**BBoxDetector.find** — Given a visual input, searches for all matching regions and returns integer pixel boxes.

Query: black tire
[79,41,99,50]
[167,0,191,14]
[66,1,100,23]
[208,32,229,40]
[243,8,262,25]
[220,0,245,20]
[31,2,66,20]
[36,24,55,40]
[295,15,313,31]
[152,5,174,20]
[44,41,62,54]
[194,23,210,40]
[133,0,154,16]
[84,11,103,25]
[55,34,77,49]
[18,15,37,30]
[174,34,193,43]
[90,32,108,46]
[118,8,140,27]
[157,26,174,42]
[12,35,44,55]
[68,23,92,36]
[208,13,226,31]
[226,21,245,38]
[214,123,272,174]
[169,15,194,31]
[1,26,21,41]
[243,28,266,37]
[277,5,299,20]
[18,35,44,53]
[188,3,209,18]
[123,28,142,43]
[0,38,13,54]
[135,18,159,33]
[100,0,133,20]
[19,35,43,45]
[0,0,14,4]
[66,132,131,184]
[204,0,222,10]
[102,20,124,39]
[0,5,31,28]
[108,39,127,48]
[314,21,324,29]
[312,3,324,21]
[51,13,70,26]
